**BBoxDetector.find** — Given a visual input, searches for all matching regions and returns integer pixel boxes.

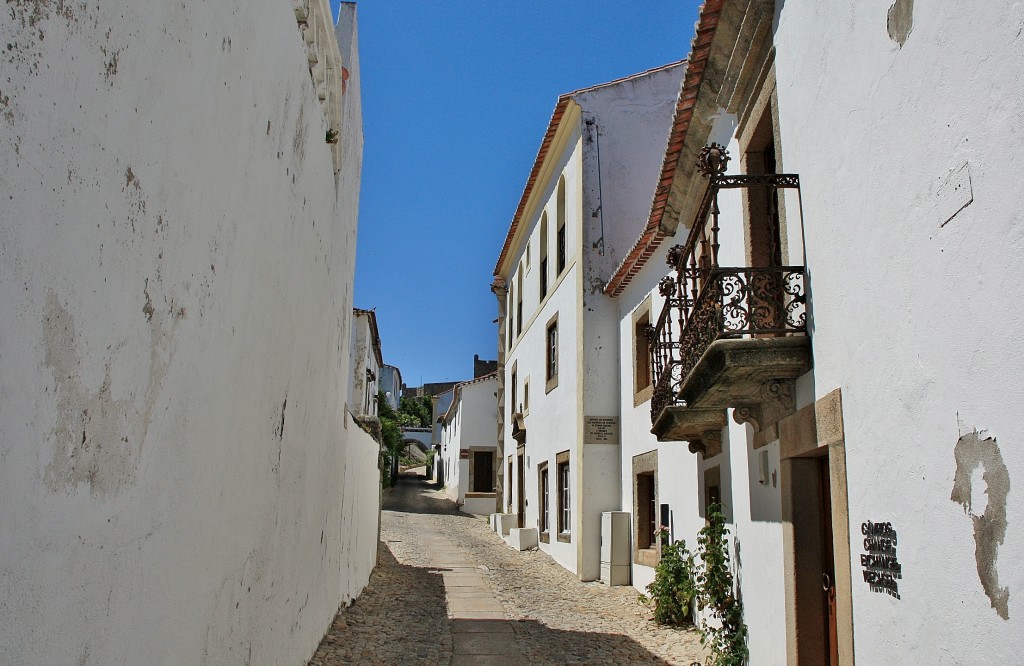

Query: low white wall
[340,419,383,603]
[462,495,497,516]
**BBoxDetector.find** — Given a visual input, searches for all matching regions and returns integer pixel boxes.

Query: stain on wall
[42,284,175,498]
[950,429,1010,619]
[887,0,914,48]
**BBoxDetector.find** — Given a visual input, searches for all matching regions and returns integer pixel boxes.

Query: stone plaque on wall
[584,416,619,444]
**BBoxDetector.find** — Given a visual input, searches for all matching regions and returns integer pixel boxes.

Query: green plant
[695,503,748,666]
[640,529,698,626]
[326,128,339,144]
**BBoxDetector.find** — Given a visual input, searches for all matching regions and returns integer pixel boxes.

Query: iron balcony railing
[648,144,807,423]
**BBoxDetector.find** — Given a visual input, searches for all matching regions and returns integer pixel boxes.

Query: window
[523,378,530,414]
[637,472,656,549]
[556,223,566,276]
[545,313,559,393]
[510,365,518,415]
[539,213,549,299]
[633,450,659,566]
[538,462,549,540]
[507,457,514,512]
[506,290,513,350]
[704,465,721,515]
[556,176,567,275]
[516,265,523,337]
[471,450,495,493]
[556,451,571,540]
[632,298,653,406]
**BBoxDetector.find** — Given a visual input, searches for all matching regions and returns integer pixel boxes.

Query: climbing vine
[639,504,748,666]
[695,503,748,666]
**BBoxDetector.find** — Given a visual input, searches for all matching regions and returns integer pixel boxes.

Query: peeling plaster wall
[0,2,372,664]
[773,0,1024,660]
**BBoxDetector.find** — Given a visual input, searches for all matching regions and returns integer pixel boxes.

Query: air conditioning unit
[600,511,630,586]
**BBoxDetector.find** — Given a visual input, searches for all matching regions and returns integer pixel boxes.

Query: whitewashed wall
[0,2,373,664]
[439,376,497,512]
[504,133,583,575]
[348,312,380,417]
[772,1,1024,660]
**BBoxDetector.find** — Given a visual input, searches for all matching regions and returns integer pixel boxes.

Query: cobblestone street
[310,470,704,665]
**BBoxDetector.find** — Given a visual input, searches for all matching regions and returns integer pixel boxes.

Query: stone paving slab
[450,619,516,634]
[453,632,521,654]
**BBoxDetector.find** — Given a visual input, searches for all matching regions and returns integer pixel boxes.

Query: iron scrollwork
[648,145,808,425]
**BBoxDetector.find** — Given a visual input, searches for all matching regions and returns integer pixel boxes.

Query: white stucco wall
[770,2,1024,660]
[504,132,583,575]
[0,2,375,664]
[439,376,497,512]
[348,311,381,418]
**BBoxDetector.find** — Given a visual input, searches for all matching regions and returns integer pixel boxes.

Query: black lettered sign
[860,521,901,600]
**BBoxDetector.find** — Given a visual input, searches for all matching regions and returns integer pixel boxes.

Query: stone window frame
[632,295,654,407]
[537,461,550,543]
[632,450,659,568]
[522,376,530,416]
[545,312,559,394]
[555,449,571,542]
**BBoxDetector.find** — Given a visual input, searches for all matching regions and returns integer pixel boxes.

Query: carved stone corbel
[701,429,723,458]
[687,429,723,458]
[733,404,763,431]
[761,378,795,411]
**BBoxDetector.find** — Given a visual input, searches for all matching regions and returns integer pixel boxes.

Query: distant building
[402,381,459,400]
[349,308,383,418]
[438,373,499,514]
[379,364,402,411]
[473,354,498,378]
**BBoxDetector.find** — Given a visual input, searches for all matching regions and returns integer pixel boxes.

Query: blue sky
[332,1,702,387]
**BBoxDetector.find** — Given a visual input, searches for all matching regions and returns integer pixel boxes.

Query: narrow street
[310,470,704,665]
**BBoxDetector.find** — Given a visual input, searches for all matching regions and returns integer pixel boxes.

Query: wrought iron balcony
[648,145,811,450]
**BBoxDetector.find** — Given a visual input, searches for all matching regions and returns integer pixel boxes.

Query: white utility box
[600,511,631,586]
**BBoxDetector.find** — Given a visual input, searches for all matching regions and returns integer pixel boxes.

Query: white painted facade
[379,364,402,411]
[348,308,383,418]
[773,1,1024,661]
[495,63,685,580]
[0,2,377,664]
[612,1,1024,663]
[439,374,499,514]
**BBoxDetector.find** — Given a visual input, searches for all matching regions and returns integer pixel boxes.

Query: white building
[348,308,383,418]
[438,373,499,514]
[605,0,1024,663]
[0,2,380,664]
[379,364,402,412]
[492,62,686,580]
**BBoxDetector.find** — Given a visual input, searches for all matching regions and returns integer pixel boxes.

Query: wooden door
[516,451,525,528]
[819,458,839,666]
